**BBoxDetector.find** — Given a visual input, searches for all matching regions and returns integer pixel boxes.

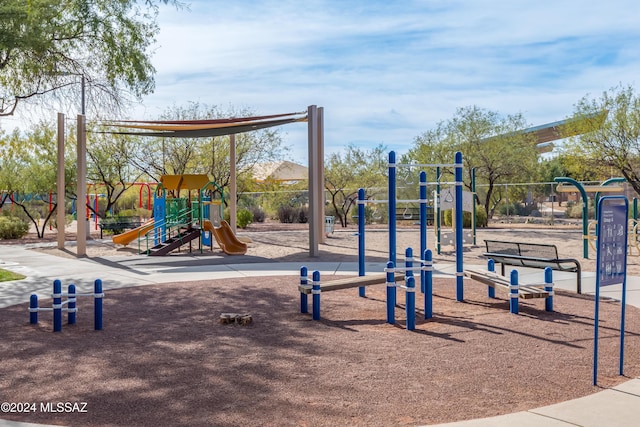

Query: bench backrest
[485,240,559,260]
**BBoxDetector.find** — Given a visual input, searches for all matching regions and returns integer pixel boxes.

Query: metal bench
[483,239,581,293]
[98,216,143,238]
[395,207,434,225]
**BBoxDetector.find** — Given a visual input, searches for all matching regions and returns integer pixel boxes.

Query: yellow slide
[203,220,247,255]
[112,219,155,247]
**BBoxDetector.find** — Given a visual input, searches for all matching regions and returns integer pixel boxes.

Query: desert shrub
[565,202,595,219]
[237,209,253,229]
[277,205,297,223]
[0,216,30,239]
[51,214,75,230]
[497,202,526,216]
[297,207,309,223]
[277,205,309,223]
[442,209,484,228]
[249,206,266,223]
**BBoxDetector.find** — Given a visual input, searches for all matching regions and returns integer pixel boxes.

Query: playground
[1,222,640,426]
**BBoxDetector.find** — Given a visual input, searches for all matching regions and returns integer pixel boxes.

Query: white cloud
[125,0,640,163]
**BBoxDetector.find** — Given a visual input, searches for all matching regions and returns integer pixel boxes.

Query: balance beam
[298,273,405,294]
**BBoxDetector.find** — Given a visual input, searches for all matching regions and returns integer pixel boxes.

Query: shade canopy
[98,112,308,138]
[160,174,211,192]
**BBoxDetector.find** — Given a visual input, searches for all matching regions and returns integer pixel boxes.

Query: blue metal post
[68,284,77,325]
[388,151,397,267]
[436,166,442,255]
[300,266,309,314]
[424,249,433,319]
[53,279,62,332]
[386,261,395,324]
[405,247,415,330]
[419,171,427,294]
[312,271,321,321]
[544,267,553,312]
[94,279,103,331]
[29,294,38,324]
[358,188,366,297]
[406,276,416,331]
[487,259,496,299]
[455,152,464,301]
[510,270,519,314]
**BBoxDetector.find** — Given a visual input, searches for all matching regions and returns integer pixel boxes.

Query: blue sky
[8,0,640,164]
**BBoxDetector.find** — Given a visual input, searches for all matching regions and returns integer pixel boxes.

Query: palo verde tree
[562,84,640,196]
[324,143,387,227]
[86,127,147,217]
[0,0,184,117]
[407,106,539,218]
[131,102,287,200]
[0,123,76,237]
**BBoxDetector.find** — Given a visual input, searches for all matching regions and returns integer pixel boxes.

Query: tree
[324,144,387,227]
[0,0,183,117]
[562,84,640,196]
[131,102,287,200]
[86,129,146,217]
[407,106,539,218]
[0,123,76,237]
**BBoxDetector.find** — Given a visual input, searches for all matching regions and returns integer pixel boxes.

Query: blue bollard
[300,266,309,314]
[53,279,62,332]
[358,188,366,298]
[425,249,433,319]
[311,271,321,321]
[94,279,103,331]
[29,294,38,324]
[510,270,519,314]
[68,284,77,325]
[419,171,427,295]
[386,261,395,324]
[406,276,416,331]
[544,267,553,312]
[405,248,413,281]
[487,259,496,299]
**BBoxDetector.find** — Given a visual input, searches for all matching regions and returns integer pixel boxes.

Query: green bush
[497,202,526,216]
[442,209,485,228]
[565,202,595,219]
[0,217,30,239]
[237,209,253,229]
[51,214,75,231]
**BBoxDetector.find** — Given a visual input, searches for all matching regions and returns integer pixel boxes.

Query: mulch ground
[1,276,639,427]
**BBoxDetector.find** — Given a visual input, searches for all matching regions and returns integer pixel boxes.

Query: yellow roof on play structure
[160,174,210,191]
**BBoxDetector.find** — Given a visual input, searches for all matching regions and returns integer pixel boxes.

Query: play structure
[29,279,104,332]
[298,151,465,327]
[111,174,247,256]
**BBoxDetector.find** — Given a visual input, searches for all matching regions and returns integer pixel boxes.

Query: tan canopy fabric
[98,112,308,138]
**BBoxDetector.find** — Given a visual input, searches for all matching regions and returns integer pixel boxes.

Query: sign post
[593,196,628,385]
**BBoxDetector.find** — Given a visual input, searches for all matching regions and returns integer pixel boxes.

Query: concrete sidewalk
[1,242,639,427]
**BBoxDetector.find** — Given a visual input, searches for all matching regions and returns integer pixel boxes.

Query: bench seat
[464,267,550,299]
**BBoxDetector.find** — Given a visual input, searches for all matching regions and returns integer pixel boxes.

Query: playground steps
[146,227,201,256]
